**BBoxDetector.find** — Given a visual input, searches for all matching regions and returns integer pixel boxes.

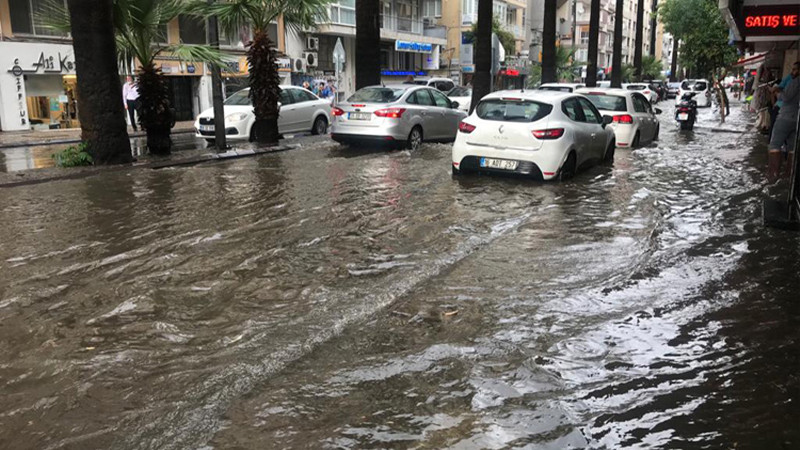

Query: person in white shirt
[122,76,140,131]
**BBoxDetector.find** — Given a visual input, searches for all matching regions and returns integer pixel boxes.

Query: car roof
[482,89,577,102]
[539,82,584,87]
[576,87,631,97]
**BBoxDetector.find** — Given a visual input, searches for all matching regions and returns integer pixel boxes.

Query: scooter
[676,92,698,130]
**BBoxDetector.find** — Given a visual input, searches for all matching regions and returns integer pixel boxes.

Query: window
[429,89,451,108]
[582,94,626,112]
[279,89,295,105]
[632,95,647,113]
[329,0,356,25]
[9,0,68,36]
[435,80,454,92]
[179,14,207,45]
[476,99,553,122]
[224,89,252,106]
[348,87,407,103]
[578,98,602,124]
[291,89,317,103]
[408,90,434,105]
[561,98,586,122]
[423,0,441,17]
[449,87,471,97]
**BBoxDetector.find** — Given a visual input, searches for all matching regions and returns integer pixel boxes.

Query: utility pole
[207,0,226,150]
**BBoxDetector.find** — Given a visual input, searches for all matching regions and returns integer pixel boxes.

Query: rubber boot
[767,150,781,183]
[784,152,795,179]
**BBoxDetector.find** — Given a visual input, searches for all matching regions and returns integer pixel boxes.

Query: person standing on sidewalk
[767,62,800,182]
[122,76,140,132]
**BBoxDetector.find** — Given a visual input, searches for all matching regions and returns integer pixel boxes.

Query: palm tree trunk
[356,0,381,89]
[611,0,624,88]
[649,0,657,56]
[137,64,173,154]
[248,30,281,145]
[669,38,678,82]
[633,0,644,80]
[470,0,493,113]
[66,0,131,164]
[541,0,557,83]
[585,0,601,87]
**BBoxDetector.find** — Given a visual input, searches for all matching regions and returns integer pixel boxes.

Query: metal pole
[207,0,226,150]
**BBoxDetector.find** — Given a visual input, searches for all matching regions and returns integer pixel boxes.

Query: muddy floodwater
[0,104,797,449]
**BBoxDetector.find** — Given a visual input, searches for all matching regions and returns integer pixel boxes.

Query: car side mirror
[602,115,613,127]
[654,108,662,114]
[451,101,459,109]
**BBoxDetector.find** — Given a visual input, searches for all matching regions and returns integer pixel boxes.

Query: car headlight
[225,113,248,122]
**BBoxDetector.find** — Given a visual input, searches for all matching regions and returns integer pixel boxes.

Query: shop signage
[7,52,75,76]
[380,70,427,76]
[277,57,291,73]
[742,5,800,36]
[395,41,433,53]
[462,65,475,73]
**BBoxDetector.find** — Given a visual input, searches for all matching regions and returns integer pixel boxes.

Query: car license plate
[678,113,688,120]
[348,112,371,121]
[480,158,518,170]
[199,125,214,131]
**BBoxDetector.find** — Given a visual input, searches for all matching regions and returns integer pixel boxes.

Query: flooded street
[1,103,797,449]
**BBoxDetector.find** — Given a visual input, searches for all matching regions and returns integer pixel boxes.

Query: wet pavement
[0,102,797,449]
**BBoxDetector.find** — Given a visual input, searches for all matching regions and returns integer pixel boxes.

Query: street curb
[0,129,196,150]
[0,143,299,188]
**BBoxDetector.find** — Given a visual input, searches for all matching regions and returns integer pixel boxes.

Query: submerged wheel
[558,152,577,181]
[632,132,641,148]
[407,126,423,151]
[311,116,328,135]
[653,125,660,141]
[603,141,616,164]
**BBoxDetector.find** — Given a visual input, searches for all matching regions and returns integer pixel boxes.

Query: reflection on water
[0,104,797,449]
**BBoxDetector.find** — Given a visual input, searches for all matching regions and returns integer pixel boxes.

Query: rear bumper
[331,133,399,146]
[454,156,545,180]
[452,140,564,180]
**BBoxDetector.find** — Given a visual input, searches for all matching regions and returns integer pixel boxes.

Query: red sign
[742,6,800,36]
[500,69,520,76]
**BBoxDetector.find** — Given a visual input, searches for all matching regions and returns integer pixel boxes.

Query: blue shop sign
[395,41,433,53]
[380,70,427,76]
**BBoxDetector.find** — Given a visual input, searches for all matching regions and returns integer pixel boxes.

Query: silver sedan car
[330,85,467,150]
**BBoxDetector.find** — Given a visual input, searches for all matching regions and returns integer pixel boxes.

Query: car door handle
[591,133,597,139]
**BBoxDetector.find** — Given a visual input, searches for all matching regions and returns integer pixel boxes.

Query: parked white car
[578,88,661,148]
[412,77,456,92]
[452,90,615,180]
[538,83,586,93]
[622,83,658,104]
[676,79,711,107]
[194,86,331,142]
[447,86,472,112]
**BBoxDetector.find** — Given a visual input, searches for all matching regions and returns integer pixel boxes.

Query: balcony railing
[381,14,423,34]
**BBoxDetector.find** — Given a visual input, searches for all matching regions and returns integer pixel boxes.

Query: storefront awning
[733,52,767,67]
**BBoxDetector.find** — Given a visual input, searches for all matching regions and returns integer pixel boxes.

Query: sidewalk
[0,121,196,149]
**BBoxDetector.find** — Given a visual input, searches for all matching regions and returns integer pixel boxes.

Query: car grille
[199,117,214,125]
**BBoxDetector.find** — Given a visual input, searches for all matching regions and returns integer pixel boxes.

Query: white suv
[676,79,711,107]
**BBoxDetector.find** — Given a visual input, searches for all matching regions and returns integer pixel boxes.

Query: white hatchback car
[578,88,661,148]
[194,86,331,142]
[676,79,711,107]
[452,90,615,180]
[622,83,658,104]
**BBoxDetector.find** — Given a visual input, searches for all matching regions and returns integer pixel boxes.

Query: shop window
[179,14,207,45]
[9,0,68,36]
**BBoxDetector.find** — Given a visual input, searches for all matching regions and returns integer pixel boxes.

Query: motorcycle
[676,92,698,130]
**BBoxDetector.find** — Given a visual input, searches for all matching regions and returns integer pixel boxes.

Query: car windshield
[476,99,552,122]
[348,87,406,103]
[540,86,572,92]
[626,85,646,90]
[224,89,251,106]
[681,80,695,90]
[583,94,627,112]
[448,87,471,97]
[669,83,681,88]
[693,82,707,91]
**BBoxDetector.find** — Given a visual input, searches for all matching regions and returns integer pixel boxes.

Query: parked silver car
[331,85,467,150]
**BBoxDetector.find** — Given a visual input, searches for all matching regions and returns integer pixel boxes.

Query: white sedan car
[194,86,331,142]
[676,79,711,107]
[447,86,472,112]
[452,90,615,180]
[578,88,661,148]
[622,83,658,104]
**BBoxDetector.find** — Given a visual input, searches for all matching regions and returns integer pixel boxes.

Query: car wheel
[407,126,423,151]
[653,125,660,141]
[311,116,328,135]
[205,139,215,145]
[632,132,641,148]
[603,141,615,164]
[558,152,577,181]
[452,165,461,175]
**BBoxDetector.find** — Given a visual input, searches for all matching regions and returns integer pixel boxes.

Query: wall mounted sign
[380,70,427,76]
[7,52,75,76]
[395,41,434,54]
[742,5,800,36]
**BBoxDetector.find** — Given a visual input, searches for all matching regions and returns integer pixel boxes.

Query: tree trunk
[248,30,281,145]
[649,0,658,56]
[541,0,558,83]
[137,64,173,154]
[633,0,644,80]
[470,0,493,113]
[611,0,624,88]
[669,38,679,82]
[585,0,601,87]
[66,0,131,164]
[356,0,381,90]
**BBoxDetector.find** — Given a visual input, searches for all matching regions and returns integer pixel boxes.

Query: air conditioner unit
[304,52,318,68]
[306,36,319,51]
[293,58,306,72]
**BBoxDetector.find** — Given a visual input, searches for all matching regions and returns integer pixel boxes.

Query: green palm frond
[199,0,330,36]
[157,44,228,68]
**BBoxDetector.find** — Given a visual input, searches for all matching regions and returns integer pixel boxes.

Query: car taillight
[374,108,406,119]
[644,90,651,94]
[678,107,690,112]
[332,107,345,116]
[458,121,476,133]
[532,128,564,139]
[613,114,634,124]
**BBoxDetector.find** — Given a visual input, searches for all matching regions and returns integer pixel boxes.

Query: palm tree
[356,0,380,89]
[640,55,662,79]
[611,0,624,87]
[65,0,131,164]
[555,46,582,81]
[633,0,644,79]
[585,0,601,87]
[470,0,493,113]
[541,0,557,83]
[203,0,329,145]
